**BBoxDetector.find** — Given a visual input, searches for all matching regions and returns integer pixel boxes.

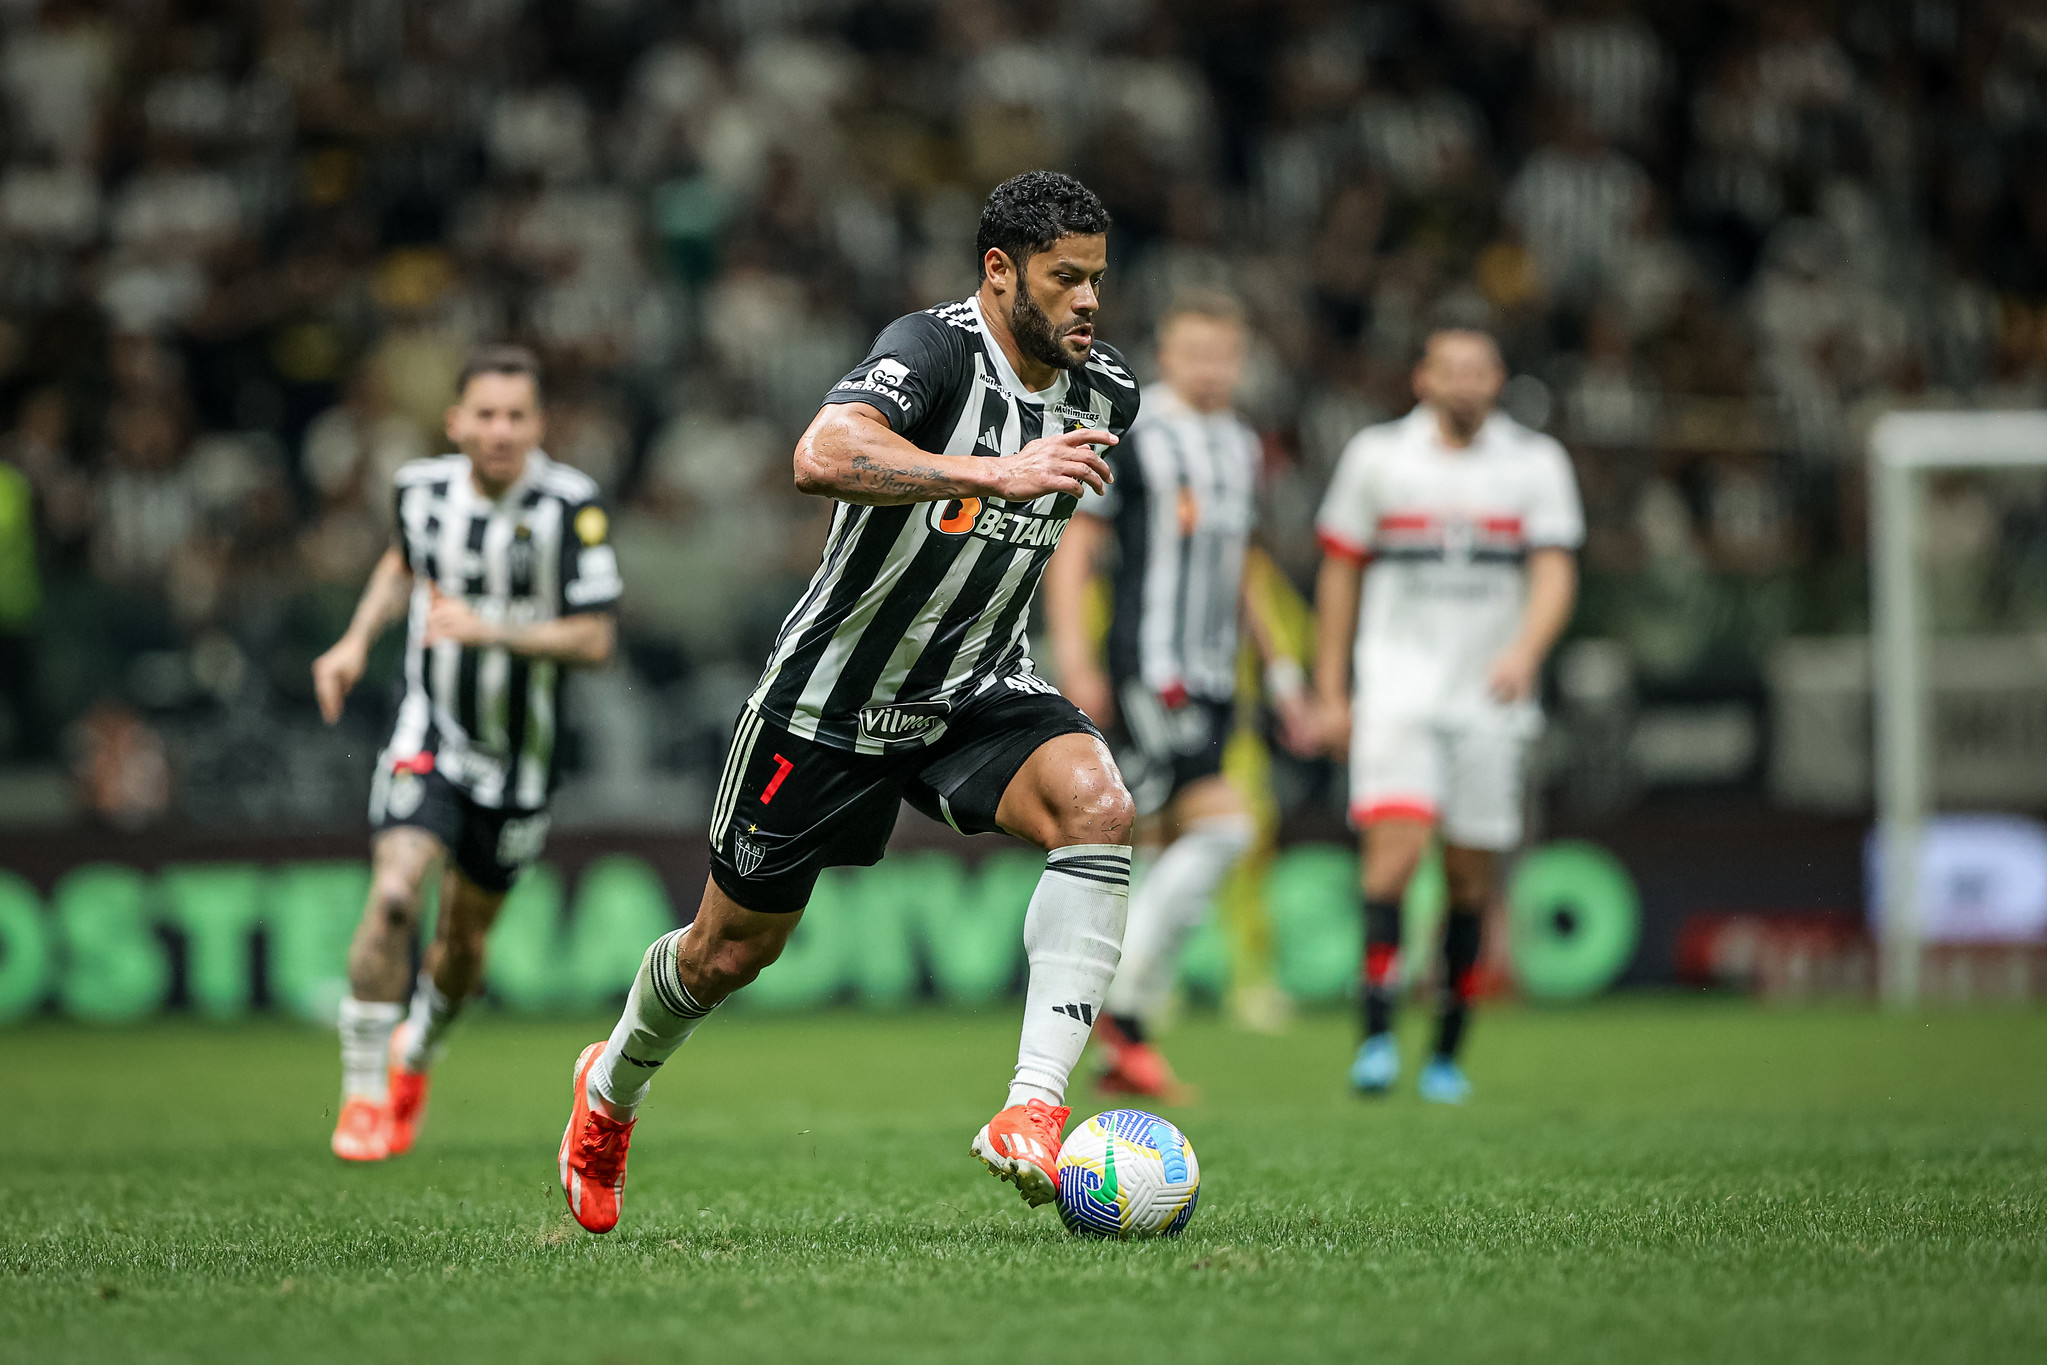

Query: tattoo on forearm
[848,453,952,496]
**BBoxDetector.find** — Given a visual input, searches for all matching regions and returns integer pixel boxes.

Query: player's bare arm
[794,401,1115,506]
[421,586,616,667]
[313,544,414,724]
[1042,509,1114,726]
[1486,547,1576,702]
[1312,550,1365,754]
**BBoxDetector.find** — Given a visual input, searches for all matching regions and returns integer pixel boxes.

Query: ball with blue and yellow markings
[1055,1109,1201,1239]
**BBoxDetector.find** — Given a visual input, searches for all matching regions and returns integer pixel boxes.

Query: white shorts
[1348,708,1528,851]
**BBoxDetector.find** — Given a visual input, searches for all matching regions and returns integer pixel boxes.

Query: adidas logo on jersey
[1054,1002,1095,1024]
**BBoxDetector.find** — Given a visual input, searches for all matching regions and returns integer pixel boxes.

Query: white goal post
[1869,410,2047,1008]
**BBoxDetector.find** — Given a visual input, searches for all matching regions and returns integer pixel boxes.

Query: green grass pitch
[4,1001,2043,1364]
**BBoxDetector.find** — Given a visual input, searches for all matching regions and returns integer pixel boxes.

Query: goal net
[1869,411,2047,1006]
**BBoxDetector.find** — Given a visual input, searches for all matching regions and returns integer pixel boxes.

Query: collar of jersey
[1408,404,1508,455]
[969,295,1071,408]
[460,447,546,505]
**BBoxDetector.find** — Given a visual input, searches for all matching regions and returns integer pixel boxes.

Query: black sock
[1107,1012,1147,1046]
[1361,898,1402,1038]
[1434,907,1483,1060]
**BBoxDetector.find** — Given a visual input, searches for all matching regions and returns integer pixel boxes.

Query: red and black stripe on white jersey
[747,297,1142,755]
[1330,512,1533,566]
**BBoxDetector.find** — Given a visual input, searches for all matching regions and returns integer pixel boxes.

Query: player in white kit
[1312,329,1581,1102]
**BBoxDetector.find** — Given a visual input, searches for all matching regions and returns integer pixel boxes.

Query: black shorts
[708,678,1103,913]
[1107,681,1233,817]
[369,760,551,895]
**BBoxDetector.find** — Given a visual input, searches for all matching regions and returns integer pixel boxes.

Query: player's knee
[1362,845,1424,900]
[697,932,784,995]
[1445,872,1492,910]
[368,879,420,935]
[1052,766,1134,847]
[1442,849,1495,908]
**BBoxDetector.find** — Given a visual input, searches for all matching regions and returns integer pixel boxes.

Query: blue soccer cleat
[1419,1057,1472,1104]
[1349,1033,1399,1095]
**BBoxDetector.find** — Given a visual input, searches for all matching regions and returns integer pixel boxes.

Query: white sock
[338,997,404,1101]
[1103,815,1255,1024]
[1007,843,1133,1108]
[399,970,463,1073]
[587,928,715,1120]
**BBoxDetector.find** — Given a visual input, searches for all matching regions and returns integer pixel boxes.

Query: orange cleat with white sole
[385,1031,430,1157]
[970,1098,1070,1207]
[331,1095,390,1162]
[1094,1016,1198,1105]
[560,1042,635,1234]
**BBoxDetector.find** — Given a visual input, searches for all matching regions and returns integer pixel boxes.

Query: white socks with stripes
[338,997,403,1101]
[1104,815,1256,1024]
[1007,843,1133,1108]
[398,970,463,1073]
[587,928,716,1120]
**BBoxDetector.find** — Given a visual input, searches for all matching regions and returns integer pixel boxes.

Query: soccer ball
[1055,1109,1201,1239]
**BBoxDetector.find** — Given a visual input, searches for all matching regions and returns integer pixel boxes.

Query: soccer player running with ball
[558,172,1143,1234]
[1043,292,1315,1102]
[312,348,621,1160]
[1312,330,1580,1103]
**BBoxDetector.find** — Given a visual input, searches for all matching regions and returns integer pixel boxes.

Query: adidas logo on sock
[1054,1003,1095,1024]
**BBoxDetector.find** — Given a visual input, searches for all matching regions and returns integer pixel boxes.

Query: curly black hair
[975,171,1112,279]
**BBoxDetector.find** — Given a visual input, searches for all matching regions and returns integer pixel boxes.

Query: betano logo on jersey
[928,497,1068,548]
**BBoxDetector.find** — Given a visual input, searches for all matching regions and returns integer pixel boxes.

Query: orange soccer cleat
[385,1031,430,1157]
[559,1042,636,1234]
[1094,1016,1198,1105]
[970,1098,1070,1207]
[331,1095,390,1162]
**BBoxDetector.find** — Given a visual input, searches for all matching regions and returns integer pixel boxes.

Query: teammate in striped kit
[1313,329,1581,1103]
[557,172,1143,1234]
[311,347,620,1161]
[1044,291,1315,1100]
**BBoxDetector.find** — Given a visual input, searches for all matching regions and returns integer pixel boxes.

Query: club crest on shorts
[732,823,766,877]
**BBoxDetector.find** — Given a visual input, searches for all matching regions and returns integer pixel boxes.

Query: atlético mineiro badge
[732,826,766,877]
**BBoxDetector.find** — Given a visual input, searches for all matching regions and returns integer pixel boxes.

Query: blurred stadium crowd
[1,0,2045,831]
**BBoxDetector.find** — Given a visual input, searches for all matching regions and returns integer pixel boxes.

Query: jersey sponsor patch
[837,356,914,407]
[496,811,552,866]
[924,500,1067,547]
[564,546,621,605]
[857,700,951,743]
[931,497,984,535]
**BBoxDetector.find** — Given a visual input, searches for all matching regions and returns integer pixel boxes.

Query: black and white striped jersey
[1079,384,1260,703]
[379,451,622,810]
[748,296,1142,754]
